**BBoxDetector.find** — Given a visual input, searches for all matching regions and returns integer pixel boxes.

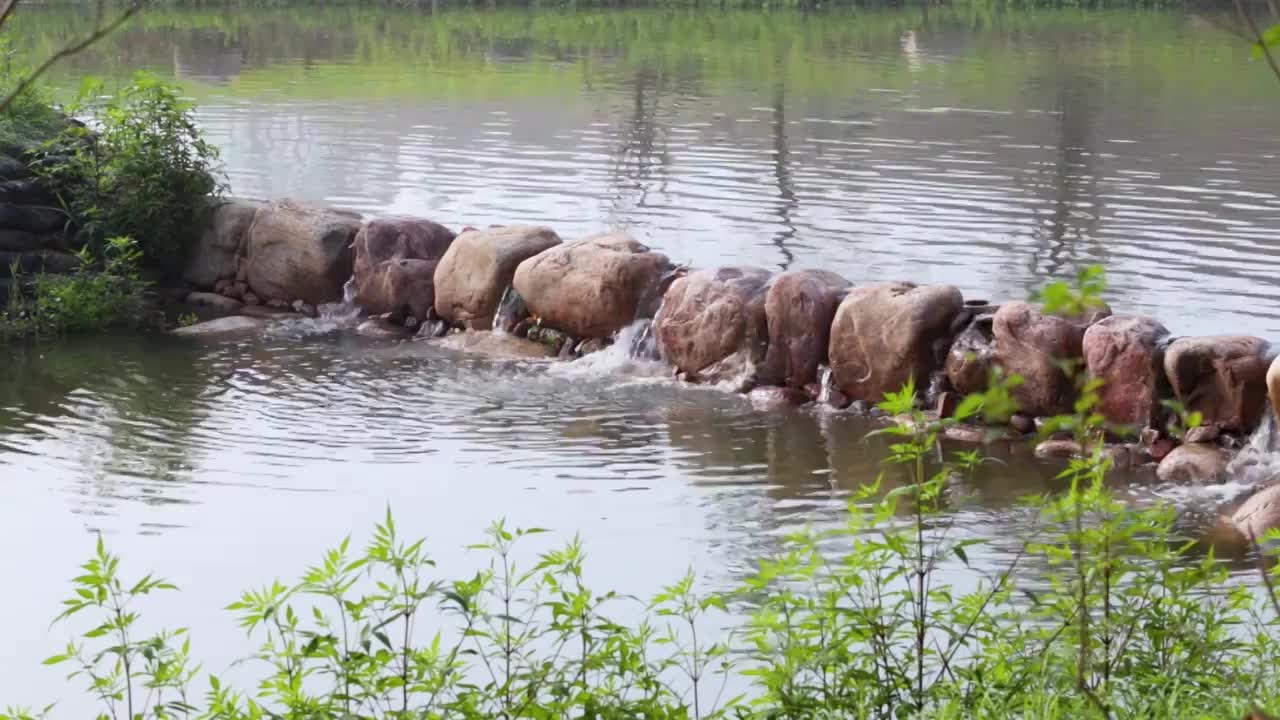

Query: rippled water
[3,4,1280,709]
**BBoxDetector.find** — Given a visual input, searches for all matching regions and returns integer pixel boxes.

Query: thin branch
[0,2,141,114]
[1235,0,1280,84]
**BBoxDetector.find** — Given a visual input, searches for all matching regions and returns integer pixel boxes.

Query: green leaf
[1254,23,1280,58]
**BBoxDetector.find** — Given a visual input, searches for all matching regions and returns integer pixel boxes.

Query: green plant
[34,72,225,270]
[2,235,152,337]
[177,311,200,327]
[42,535,196,720]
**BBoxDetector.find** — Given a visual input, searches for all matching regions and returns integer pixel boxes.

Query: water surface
[3,5,1279,709]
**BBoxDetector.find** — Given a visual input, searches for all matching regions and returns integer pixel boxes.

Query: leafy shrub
[34,72,225,270]
[2,236,152,336]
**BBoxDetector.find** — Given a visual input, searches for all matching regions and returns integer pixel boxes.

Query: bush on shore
[32,72,226,269]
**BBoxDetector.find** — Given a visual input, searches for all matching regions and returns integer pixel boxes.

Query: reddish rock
[828,281,963,405]
[513,232,670,339]
[654,267,772,384]
[1147,437,1176,461]
[993,301,1111,418]
[758,270,850,389]
[1164,335,1271,433]
[1082,314,1169,428]
[353,217,456,323]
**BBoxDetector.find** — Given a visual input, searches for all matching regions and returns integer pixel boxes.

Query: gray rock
[182,198,265,290]
[171,315,266,337]
[0,203,66,233]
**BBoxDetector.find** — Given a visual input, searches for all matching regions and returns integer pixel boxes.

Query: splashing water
[816,365,834,405]
[313,275,363,327]
[552,320,668,381]
[492,286,528,336]
[1226,411,1280,488]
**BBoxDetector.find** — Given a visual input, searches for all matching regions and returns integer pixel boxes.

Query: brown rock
[1232,482,1280,544]
[433,225,561,330]
[353,217,456,321]
[1035,439,1083,459]
[758,269,850,389]
[828,281,963,405]
[993,301,1111,418]
[1269,355,1280,424]
[1082,314,1170,428]
[1010,413,1036,435]
[1164,335,1271,433]
[1184,425,1220,444]
[654,267,772,384]
[243,292,260,306]
[513,232,670,339]
[1155,444,1231,484]
[183,198,264,290]
[185,291,243,314]
[1148,437,1176,461]
[244,199,361,305]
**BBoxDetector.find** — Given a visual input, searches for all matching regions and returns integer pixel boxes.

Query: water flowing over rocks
[758,269,851,390]
[654,266,771,385]
[245,199,362,306]
[1082,315,1170,428]
[352,217,456,324]
[992,301,1111,418]
[512,232,670,340]
[433,224,561,330]
[169,198,1280,551]
[828,281,963,404]
[1164,335,1272,433]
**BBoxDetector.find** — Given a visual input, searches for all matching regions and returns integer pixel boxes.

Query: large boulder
[0,249,80,276]
[1082,315,1170,428]
[654,266,772,384]
[1232,482,1280,545]
[758,270,850,389]
[183,198,264,290]
[1155,443,1230,484]
[1164,335,1271,433]
[945,313,997,395]
[433,225,561,331]
[244,199,362,305]
[828,281,963,404]
[992,301,1110,418]
[352,217,456,322]
[512,232,670,339]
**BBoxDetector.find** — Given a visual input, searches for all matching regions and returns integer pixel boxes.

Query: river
[1,3,1279,710]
